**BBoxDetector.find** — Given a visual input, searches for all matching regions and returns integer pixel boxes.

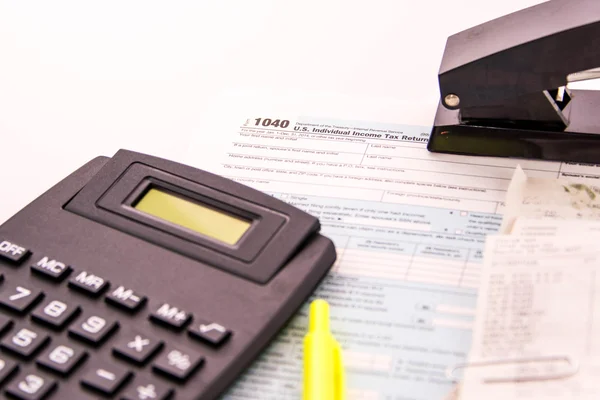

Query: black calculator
[0,150,336,399]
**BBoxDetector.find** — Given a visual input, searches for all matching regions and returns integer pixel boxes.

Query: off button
[0,239,31,265]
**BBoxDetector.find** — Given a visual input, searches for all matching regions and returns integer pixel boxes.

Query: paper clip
[446,355,579,384]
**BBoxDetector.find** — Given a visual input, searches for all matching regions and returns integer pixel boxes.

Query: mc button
[31,256,71,281]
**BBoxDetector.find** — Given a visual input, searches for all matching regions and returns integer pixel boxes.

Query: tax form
[458,235,600,400]
[186,95,600,399]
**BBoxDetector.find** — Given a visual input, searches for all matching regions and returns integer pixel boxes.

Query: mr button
[0,240,31,265]
[31,256,72,281]
[68,271,109,297]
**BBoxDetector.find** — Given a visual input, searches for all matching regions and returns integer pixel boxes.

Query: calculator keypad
[0,241,243,398]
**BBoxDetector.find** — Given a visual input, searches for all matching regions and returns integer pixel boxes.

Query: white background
[0,0,547,224]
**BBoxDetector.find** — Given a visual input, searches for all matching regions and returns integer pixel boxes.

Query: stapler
[428,0,600,163]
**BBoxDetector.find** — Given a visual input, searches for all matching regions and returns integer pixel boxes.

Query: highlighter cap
[308,299,330,333]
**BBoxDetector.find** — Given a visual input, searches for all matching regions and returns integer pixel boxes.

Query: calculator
[0,150,336,399]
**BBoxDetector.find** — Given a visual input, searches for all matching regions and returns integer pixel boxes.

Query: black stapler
[428,0,600,163]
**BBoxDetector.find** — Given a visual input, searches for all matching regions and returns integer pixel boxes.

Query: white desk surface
[1,0,546,224]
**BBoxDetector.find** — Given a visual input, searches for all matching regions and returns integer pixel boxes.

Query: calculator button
[152,345,204,382]
[68,271,109,297]
[5,372,57,400]
[0,357,18,385]
[31,299,80,330]
[1,327,49,359]
[0,286,43,314]
[188,321,232,347]
[149,303,191,330]
[0,240,31,265]
[36,341,87,376]
[105,286,146,312]
[30,256,71,281]
[121,379,174,400]
[80,361,132,396]
[68,314,118,346]
[112,331,163,365]
[0,314,14,335]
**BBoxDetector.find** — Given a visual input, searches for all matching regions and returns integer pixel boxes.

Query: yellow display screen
[133,188,251,245]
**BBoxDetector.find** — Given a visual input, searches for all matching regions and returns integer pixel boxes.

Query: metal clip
[446,355,579,383]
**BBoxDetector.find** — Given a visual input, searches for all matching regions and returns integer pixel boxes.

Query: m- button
[31,256,72,281]
[105,286,147,312]
[0,239,31,265]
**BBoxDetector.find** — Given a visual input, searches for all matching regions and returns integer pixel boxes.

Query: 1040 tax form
[185,95,600,399]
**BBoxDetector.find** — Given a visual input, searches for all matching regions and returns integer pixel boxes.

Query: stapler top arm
[428,0,600,163]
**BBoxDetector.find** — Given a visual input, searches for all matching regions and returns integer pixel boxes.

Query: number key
[31,299,80,330]
[0,356,18,385]
[68,314,118,346]
[0,286,43,314]
[36,341,88,376]
[0,314,14,336]
[5,371,57,400]
[1,327,49,359]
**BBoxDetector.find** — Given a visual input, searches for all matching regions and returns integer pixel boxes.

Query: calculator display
[134,188,251,245]
[66,153,317,283]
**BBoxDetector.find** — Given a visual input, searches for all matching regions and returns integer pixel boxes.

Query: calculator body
[0,150,336,399]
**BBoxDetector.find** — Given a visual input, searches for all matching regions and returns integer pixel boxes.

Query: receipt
[500,166,600,233]
[458,235,600,399]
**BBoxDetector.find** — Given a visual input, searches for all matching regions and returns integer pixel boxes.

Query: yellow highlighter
[303,299,345,400]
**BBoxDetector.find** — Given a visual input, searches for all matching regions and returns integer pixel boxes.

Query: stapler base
[428,89,600,164]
